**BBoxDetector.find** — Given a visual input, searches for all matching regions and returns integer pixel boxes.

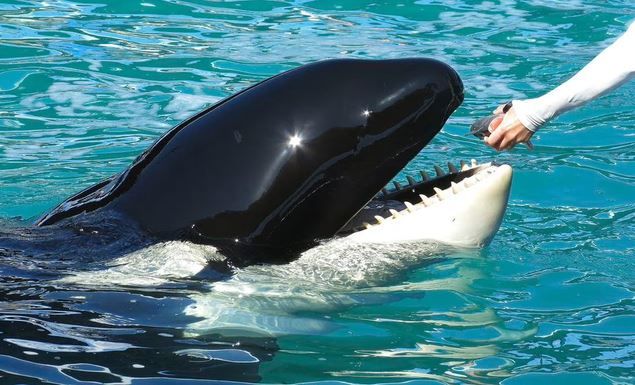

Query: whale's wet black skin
[32,58,463,264]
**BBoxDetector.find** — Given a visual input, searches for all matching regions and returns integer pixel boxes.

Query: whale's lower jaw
[343,161,513,248]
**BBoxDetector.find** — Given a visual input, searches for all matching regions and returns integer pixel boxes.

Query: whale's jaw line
[345,162,513,248]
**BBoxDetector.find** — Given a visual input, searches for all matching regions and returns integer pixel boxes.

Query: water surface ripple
[1,1,634,384]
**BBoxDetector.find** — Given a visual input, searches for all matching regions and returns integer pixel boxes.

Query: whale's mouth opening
[338,160,500,235]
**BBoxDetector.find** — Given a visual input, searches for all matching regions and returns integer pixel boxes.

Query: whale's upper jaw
[341,160,513,248]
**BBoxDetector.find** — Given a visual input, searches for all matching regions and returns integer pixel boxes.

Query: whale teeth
[419,194,433,206]
[433,187,446,200]
[434,165,445,177]
[471,159,478,167]
[393,181,402,190]
[460,160,468,171]
[363,222,372,229]
[451,181,462,193]
[389,209,400,218]
[419,170,430,181]
[404,201,415,212]
[406,176,416,186]
[374,215,385,224]
[448,162,458,173]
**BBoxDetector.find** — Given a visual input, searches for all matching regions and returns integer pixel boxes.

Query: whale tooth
[448,162,458,173]
[404,201,415,212]
[363,222,372,229]
[393,181,402,190]
[451,181,464,193]
[434,165,445,177]
[374,215,385,224]
[471,159,478,167]
[419,194,433,206]
[419,171,430,181]
[389,209,400,218]
[460,160,468,171]
[433,187,446,200]
[406,176,416,186]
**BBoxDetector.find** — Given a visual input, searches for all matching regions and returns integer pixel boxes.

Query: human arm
[486,22,635,151]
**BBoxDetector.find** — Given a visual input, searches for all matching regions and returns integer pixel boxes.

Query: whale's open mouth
[340,160,513,248]
[380,160,495,203]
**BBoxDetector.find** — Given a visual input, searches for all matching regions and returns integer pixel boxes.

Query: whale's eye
[288,134,302,147]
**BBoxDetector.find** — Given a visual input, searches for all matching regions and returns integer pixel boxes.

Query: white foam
[57,241,222,287]
[184,239,447,336]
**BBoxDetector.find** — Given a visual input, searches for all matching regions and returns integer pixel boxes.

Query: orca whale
[0,59,515,380]
[31,58,491,265]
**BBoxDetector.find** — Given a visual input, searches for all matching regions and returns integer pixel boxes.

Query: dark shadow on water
[0,216,279,384]
[0,275,279,383]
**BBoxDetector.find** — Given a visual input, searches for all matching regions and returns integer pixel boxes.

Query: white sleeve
[512,22,635,132]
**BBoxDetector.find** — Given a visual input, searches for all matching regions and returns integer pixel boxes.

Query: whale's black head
[37,58,463,262]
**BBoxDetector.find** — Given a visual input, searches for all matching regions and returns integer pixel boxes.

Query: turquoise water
[1,0,635,384]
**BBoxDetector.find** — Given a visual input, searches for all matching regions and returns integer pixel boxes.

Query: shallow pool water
[1,1,634,384]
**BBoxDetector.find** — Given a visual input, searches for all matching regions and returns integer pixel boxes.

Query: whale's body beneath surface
[6,58,511,268]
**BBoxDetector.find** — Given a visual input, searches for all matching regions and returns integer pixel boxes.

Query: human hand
[484,104,535,151]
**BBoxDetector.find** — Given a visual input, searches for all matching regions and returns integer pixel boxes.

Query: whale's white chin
[345,162,513,248]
